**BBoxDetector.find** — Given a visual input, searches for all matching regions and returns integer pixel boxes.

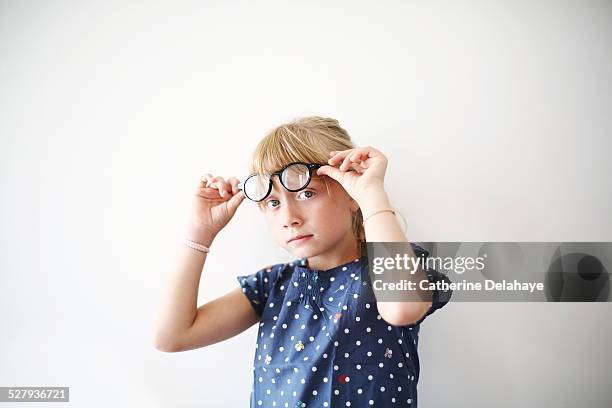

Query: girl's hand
[316,146,388,206]
[186,174,246,242]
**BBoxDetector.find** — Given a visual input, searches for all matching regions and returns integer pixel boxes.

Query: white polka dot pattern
[235,243,452,407]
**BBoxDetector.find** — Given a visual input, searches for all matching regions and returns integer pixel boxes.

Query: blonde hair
[250,116,365,244]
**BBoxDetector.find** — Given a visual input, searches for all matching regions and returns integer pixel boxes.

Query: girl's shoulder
[237,260,294,287]
[235,260,297,316]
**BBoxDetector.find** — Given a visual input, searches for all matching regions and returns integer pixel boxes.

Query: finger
[329,148,351,156]
[339,153,355,172]
[210,177,227,196]
[357,146,382,159]
[221,180,232,198]
[226,190,246,214]
[351,147,372,160]
[210,176,226,187]
[349,150,367,163]
[347,148,377,169]
[198,186,223,199]
[351,161,366,173]
[222,180,233,198]
[206,175,223,188]
[316,165,343,181]
[349,153,369,171]
[227,177,240,194]
[328,149,354,166]
[200,173,214,186]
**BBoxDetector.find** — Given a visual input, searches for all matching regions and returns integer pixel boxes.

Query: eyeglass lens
[244,163,312,201]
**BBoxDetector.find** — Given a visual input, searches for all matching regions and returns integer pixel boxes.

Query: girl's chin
[287,246,316,259]
[289,249,310,258]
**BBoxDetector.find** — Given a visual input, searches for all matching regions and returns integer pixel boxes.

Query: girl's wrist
[357,186,391,216]
[185,225,217,247]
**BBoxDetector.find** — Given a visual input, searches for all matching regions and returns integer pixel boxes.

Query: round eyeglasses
[237,162,323,202]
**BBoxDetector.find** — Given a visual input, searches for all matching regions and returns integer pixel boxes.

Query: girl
[154,116,452,407]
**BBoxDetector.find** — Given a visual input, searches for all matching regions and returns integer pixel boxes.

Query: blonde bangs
[251,123,343,175]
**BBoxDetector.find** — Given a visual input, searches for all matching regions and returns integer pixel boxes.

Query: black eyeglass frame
[237,162,324,202]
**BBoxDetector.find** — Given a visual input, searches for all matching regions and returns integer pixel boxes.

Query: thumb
[226,190,246,215]
[316,165,342,181]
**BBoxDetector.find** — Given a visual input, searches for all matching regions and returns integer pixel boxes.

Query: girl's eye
[298,190,316,199]
[265,199,280,209]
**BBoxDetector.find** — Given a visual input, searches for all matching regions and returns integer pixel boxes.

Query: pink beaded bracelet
[184,239,210,253]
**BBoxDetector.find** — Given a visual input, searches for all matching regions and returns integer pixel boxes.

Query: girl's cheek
[307,196,334,212]
[263,213,278,228]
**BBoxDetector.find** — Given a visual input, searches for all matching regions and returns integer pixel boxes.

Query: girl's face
[262,175,360,269]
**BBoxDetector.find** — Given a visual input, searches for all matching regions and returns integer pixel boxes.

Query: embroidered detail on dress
[294,341,305,351]
[337,374,350,383]
[384,348,393,358]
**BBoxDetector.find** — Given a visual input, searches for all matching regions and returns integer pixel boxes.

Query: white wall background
[1,0,611,407]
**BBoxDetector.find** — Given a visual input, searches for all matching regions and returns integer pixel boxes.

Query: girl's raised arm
[153,174,253,352]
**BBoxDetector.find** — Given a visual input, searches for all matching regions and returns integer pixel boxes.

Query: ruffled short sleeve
[405,243,453,327]
[236,263,285,317]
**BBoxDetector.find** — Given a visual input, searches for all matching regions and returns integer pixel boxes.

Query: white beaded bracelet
[362,208,396,224]
[184,239,210,253]
[362,207,408,234]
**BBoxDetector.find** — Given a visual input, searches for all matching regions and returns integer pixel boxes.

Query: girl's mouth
[288,234,313,244]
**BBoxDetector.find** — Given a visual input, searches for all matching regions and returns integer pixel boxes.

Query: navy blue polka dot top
[236,243,452,408]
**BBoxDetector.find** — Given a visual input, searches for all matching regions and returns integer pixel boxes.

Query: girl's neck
[305,233,361,272]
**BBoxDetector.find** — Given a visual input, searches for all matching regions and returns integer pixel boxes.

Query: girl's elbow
[153,332,186,353]
[380,302,431,327]
[380,311,417,327]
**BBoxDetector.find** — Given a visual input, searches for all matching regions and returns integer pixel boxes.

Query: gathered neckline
[292,255,367,274]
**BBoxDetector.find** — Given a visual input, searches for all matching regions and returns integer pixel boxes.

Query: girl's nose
[282,202,303,228]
